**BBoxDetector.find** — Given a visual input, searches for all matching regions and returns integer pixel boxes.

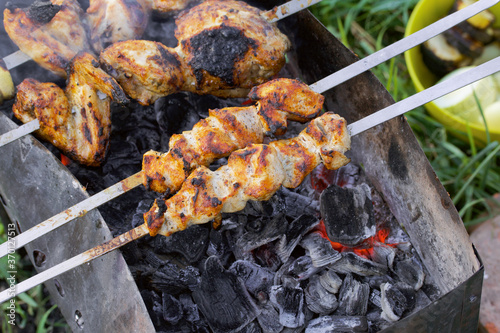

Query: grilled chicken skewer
[2,54,500,304]
[1,0,497,256]
[100,0,291,104]
[0,111,351,303]
[2,0,322,78]
[1,0,495,148]
[0,78,324,257]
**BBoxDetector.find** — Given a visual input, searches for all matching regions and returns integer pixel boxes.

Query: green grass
[310,0,500,227]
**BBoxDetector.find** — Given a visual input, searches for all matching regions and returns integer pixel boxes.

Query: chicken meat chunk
[100,0,291,105]
[12,52,128,166]
[3,0,90,78]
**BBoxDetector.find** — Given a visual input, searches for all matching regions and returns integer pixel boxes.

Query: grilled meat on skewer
[100,0,291,105]
[86,0,152,52]
[144,112,351,237]
[12,52,128,166]
[142,78,324,193]
[3,0,90,78]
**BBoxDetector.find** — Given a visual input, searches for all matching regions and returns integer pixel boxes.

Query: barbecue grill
[0,0,484,332]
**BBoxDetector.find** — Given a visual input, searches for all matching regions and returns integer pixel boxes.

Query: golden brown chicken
[144,112,351,237]
[142,78,325,194]
[85,0,152,52]
[3,0,90,78]
[12,52,129,166]
[100,0,291,105]
[151,0,200,14]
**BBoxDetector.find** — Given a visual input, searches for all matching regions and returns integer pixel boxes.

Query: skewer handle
[0,171,143,258]
[0,224,149,304]
[0,119,39,148]
[309,0,500,94]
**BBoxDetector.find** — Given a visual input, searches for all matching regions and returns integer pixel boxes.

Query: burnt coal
[279,188,320,219]
[270,283,305,328]
[319,269,343,294]
[393,256,425,290]
[236,214,288,252]
[305,315,368,333]
[193,256,260,333]
[154,224,209,263]
[300,232,341,268]
[330,252,388,277]
[320,184,376,247]
[257,304,283,333]
[338,274,370,316]
[277,214,319,263]
[151,261,200,294]
[370,245,396,270]
[229,260,274,302]
[162,293,183,325]
[285,256,321,281]
[380,282,416,322]
[304,275,339,314]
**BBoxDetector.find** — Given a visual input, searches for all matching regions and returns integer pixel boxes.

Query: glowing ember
[315,220,397,259]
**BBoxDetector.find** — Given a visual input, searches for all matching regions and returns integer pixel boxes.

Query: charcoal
[304,276,338,314]
[206,228,232,264]
[305,315,368,333]
[154,225,209,263]
[141,290,164,328]
[257,304,283,333]
[151,261,200,294]
[269,284,305,328]
[412,290,432,314]
[192,256,260,333]
[370,245,396,270]
[393,256,425,290]
[279,188,321,218]
[237,194,286,217]
[319,269,343,294]
[253,243,282,272]
[276,214,319,263]
[154,93,201,136]
[229,260,274,301]
[309,163,364,194]
[131,198,156,229]
[320,184,376,247]
[300,232,341,268]
[285,256,322,281]
[379,282,416,322]
[179,294,201,323]
[162,293,183,324]
[330,252,388,277]
[369,289,382,309]
[239,321,262,333]
[338,274,370,316]
[236,214,288,252]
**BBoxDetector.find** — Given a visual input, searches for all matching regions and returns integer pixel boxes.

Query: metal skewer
[0,0,325,148]
[2,54,499,304]
[0,0,497,258]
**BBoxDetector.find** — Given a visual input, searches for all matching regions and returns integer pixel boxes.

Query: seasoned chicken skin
[141,78,324,193]
[3,0,90,78]
[12,53,128,166]
[100,0,291,105]
[151,0,199,14]
[85,0,152,52]
[144,112,351,237]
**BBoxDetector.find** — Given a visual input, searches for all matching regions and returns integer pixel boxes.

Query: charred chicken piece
[142,78,324,193]
[144,112,351,237]
[100,0,291,105]
[151,0,200,14]
[85,0,152,52]
[12,52,129,166]
[3,0,90,78]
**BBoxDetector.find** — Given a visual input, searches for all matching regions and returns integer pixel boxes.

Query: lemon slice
[434,66,498,124]
[481,100,500,132]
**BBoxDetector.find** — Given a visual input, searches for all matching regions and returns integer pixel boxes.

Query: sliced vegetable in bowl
[405,0,500,144]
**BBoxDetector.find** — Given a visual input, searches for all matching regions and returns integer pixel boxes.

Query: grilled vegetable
[0,60,14,104]
[421,34,472,76]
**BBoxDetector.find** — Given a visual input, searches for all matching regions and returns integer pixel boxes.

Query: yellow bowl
[404,0,500,144]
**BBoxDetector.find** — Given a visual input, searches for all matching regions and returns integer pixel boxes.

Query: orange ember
[60,154,71,166]
[315,220,397,259]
